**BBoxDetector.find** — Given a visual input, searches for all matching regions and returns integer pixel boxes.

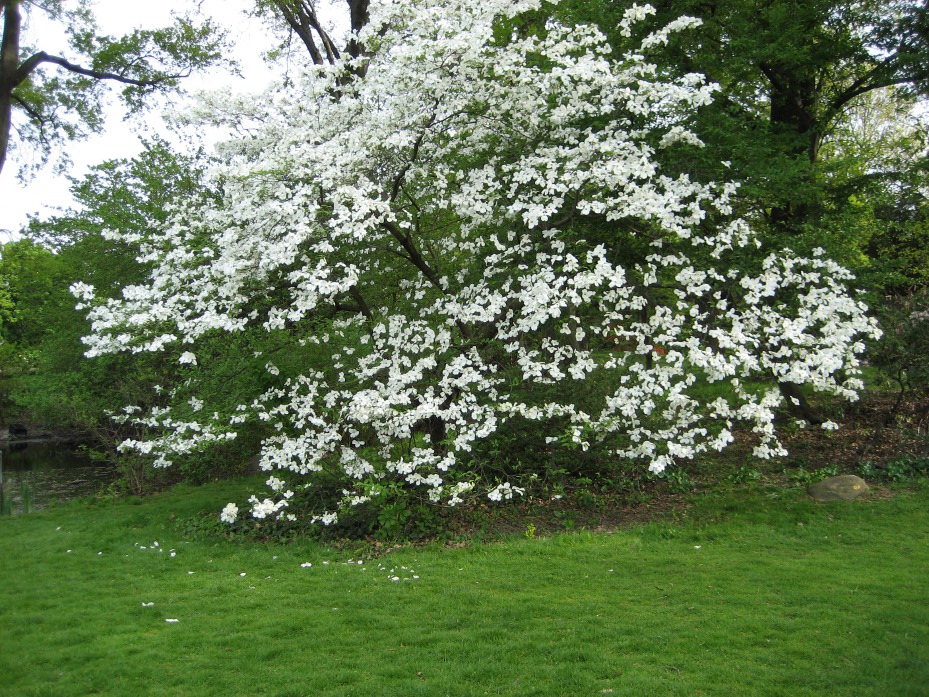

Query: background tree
[827,88,929,291]
[545,0,926,237]
[250,0,371,67]
[653,0,928,251]
[0,236,66,381]
[0,0,229,176]
[0,141,260,490]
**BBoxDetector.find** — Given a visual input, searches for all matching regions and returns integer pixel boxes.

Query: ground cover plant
[1,474,927,697]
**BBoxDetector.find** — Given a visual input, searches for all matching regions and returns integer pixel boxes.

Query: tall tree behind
[646,0,929,236]
[250,0,370,66]
[0,0,228,177]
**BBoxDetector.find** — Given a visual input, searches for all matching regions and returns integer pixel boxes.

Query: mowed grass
[1,480,928,697]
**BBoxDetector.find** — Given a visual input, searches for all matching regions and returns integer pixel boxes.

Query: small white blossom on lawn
[220,503,238,524]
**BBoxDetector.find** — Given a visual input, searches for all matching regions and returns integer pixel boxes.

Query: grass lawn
[1,478,927,696]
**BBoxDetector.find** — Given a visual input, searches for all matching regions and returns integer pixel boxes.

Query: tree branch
[346,0,371,58]
[826,72,918,123]
[276,1,341,66]
[348,284,373,319]
[11,92,42,123]
[389,113,436,202]
[381,219,447,294]
[15,51,185,88]
[757,61,785,92]
[278,4,324,65]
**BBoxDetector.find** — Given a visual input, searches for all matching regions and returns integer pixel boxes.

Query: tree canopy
[0,0,228,176]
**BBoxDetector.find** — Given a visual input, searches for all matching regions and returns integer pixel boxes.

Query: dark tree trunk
[0,1,22,176]
[346,0,371,58]
[763,67,821,233]
[779,381,824,426]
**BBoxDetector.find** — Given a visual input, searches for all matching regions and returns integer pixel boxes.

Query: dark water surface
[0,441,117,512]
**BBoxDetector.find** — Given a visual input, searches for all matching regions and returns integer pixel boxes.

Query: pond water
[0,441,118,513]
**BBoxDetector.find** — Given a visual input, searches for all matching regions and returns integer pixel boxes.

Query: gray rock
[808,475,870,502]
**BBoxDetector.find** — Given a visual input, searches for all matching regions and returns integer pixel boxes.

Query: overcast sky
[0,0,283,238]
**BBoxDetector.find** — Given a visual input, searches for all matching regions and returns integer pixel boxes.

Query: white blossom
[178,352,197,366]
[220,503,238,524]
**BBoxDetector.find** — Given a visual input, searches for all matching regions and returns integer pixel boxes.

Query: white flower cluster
[220,503,238,524]
[488,483,526,502]
[74,0,880,524]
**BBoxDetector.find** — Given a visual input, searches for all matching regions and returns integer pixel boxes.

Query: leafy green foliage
[858,455,929,483]
[1,143,240,490]
[1,0,231,176]
[784,464,841,488]
[869,290,929,395]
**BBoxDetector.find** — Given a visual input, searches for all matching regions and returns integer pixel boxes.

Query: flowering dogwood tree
[74,0,879,525]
